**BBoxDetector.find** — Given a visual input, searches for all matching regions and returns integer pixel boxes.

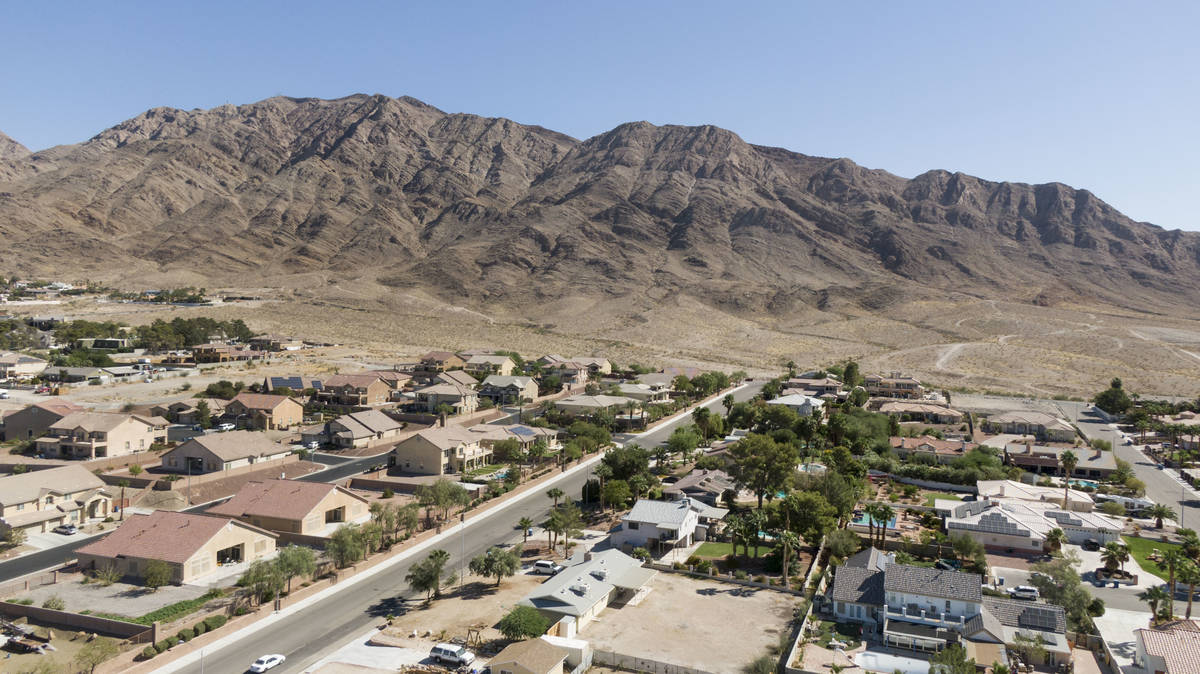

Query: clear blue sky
[3,1,1197,229]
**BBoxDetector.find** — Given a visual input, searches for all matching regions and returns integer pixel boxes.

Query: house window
[628,522,640,530]
[945,600,951,611]
[837,602,846,613]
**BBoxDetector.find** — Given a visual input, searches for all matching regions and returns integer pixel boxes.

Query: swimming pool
[851,512,898,530]
[1068,478,1099,489]
[855,650,930,674]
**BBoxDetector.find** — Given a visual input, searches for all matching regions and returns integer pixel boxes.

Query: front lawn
[694,542,739,558]
[1122,535,1182,582]
[924,492,963,506]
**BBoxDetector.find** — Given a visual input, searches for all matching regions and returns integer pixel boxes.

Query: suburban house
[544,361,589,387]
[612,383,670,403]
[0,465,112,534]
[554,394,641,417]
[634,372,675,391]
[985,412,1076,443]
[464,354,517,377]
[864,373,925,399]
[1135,619,1200,674]
[415,382,480,415]
[572,357,612,376]
[151,398,228,425]
[0,398,84,441]
[890,436,979,465]
[75,511,278,584]
[487,638,570,674]
[437,370,480,389]
[662,468,754,506]
[325,410,406,449]
[519,549,655,631]
[0,351,48,379]
[1002,442,1117,479]
[468,423,559,453]
[41,366,104,384]
[262,375,323,393]
[944,499,1122,552]
[370,369,412,395]
[160,431,292,473]
[191,342,266,363]
[766,393,824,417]
[975,480,1095,512]
[35,412,168,459]
[390,426,491,475]
[315,373,392,407]
[225,392,305,430]
[247,334,304,352]
[783,377,843,398]
[479,375,540,405]
[207,479,370,537]
[610,499,702,553]
[74,337,133,350]
[877,401,964,424]
[418,351,465,373]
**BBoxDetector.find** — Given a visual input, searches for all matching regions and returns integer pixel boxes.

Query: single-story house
[151,398,229,425]
[390,426,491,475]
[326,409,405,448]
[159,431,292,473]
[944,499,1121,552]
[975,480,1094,512]
[41,366,105,383]
[519,549,655,631]
[225,392,305,430]
[0,351,48,379]
[488,638,570,674]
[1135,619,1200,674]
[611,383,670,403]
[766,393,823,417]
[247,334,304,352]
[468,423,559,452]
[207,479,370,537]
[661,468,753,506]
[985,412,1076,443]
[76,511,278,585]
[890,436,979,465]
[783,377,843,397]
[1003,443,1117,479]
[262,375,323,393]
[553,394,641,417]
[0,465,112,534]
[878,401,964,424]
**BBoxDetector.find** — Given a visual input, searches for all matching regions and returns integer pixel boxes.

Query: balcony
[885,605,966,628]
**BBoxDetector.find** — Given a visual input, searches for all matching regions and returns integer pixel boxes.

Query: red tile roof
[208,479,364,521]
[76,511,275,564]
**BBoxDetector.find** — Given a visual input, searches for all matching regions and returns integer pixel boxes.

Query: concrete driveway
[24,528,104,551]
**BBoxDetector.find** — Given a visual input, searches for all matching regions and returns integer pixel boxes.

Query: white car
[532,560,564,575]
[217,422,236,432]
[249,654,285,672]
[429,643,475,665]
[1008,585,1040,600]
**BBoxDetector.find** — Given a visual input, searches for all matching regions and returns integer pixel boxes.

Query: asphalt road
[613,380,764,448]
[0,453,386,584]
[167,467,594,674]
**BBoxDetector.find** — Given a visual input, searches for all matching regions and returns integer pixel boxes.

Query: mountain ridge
[0,93,1196,319]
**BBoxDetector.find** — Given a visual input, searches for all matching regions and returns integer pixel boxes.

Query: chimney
[1025,441,1033,455]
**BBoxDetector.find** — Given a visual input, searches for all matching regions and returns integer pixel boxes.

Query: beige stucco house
[315,373,392,407]
[488,638,570,674]
[415,382,479,415]
[0,399,84,442]
[0,351,48,379]
[160,431,292,473]
[207,479,370,537]
[76,511,278,585]
[226,392,304,430]
[0,465,112,534]
[326,409,406,449]
[464,354,516,377]
[35,412,168,459]
[390,425,491,475]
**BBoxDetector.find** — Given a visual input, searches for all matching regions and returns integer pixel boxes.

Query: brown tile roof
[207,479,365,521]
[1137,620,1200,673]
[230,392,295,411]
[33,399,86,416]
[322,373,386,389]
[489,639,569,674]
[890,435,978,454]
[170,430,289,462]
[0,465,107,507]
[76,511,275,564]
[48,411,139,433]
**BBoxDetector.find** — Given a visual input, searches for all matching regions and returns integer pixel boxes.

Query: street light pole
[459,512,466,591]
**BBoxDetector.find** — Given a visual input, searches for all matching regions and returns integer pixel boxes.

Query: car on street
[52,524,78,535]
[217,422,236,431]
[1008,585,1040,600]
[429,643,475,666]
[0,390,8,399]
[304,440,320,450]
[248,654,285,672]
[531,560,564,575]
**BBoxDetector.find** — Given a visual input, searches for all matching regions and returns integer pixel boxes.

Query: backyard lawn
[1122,535,1181,581]
[924,492,963,506]
[811,619,862,650]
[695,542,751,558]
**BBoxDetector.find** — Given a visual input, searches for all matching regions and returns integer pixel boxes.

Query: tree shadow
[366,595,410,617]
[454,581,499,601]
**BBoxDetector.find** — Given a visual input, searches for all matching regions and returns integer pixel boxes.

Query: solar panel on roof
[512,426,537,437]
[1020,606,1058,630]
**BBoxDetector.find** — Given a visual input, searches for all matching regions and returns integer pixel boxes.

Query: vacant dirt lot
[583,572,798,673]
[17,572,211,619]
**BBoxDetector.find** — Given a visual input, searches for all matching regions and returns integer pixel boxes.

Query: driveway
[24,528,104,552]
[1093,608,1153,674]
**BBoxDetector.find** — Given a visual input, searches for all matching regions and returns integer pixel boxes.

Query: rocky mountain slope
[1,94,1197,317]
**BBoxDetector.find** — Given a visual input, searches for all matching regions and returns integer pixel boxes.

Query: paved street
[614,380,764,448]
[164,463,597,674]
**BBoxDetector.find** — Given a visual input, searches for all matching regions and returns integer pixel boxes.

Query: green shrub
[154,641,169,654]
[734,570,748,580]
[177,629,192,642]
[233,605,250,616]
[165,636,178,648]
[41,595,66,610]
[193,621,207,635]
[382,488,394,499]
[141,646,157,659]
[754,575,766,583]
[204,614,228,629]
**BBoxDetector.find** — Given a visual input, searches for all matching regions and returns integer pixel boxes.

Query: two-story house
[0,398,84,442]
[479,375,540,405]
[418,351,465,373]
[389,426,491,475]
[0,351,48,379]
[609,499,700,553]
[35,412,167,459]
[414,382,479,415]
[864,373,925,399]
[316,373,391,407]
[464,354,516,377]
[326,410,405,449]
[225,393,304,430]
[0,465,112,534]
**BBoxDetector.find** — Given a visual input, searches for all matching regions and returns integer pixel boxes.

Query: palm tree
[1140,585,1170,623]
[1059,450,1078,507]
[1164,548,1187,619]
[1179,559,1200,619]
[1045,528,1067,554]
[117,479,130,521]
[517,517,533,545]
[1149,504,1177,529]
[722,394,735,416]
[546,488,564,508]
[1101,542,1128,574]
[776,530,801,588]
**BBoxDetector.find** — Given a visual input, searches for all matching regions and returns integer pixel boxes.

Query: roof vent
[591,570,608,581]
[570,584,589,596]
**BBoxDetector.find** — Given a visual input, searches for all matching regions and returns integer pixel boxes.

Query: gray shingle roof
[830,567,885,605]
[624,499,693,527]
[844,547,890,572]
[883,564,982,602]
[982,597,1066,634]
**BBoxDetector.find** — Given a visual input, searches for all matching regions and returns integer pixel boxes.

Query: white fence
[593,650,716,674]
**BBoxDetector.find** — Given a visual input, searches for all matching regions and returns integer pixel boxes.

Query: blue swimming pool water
[851,512,898,529]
